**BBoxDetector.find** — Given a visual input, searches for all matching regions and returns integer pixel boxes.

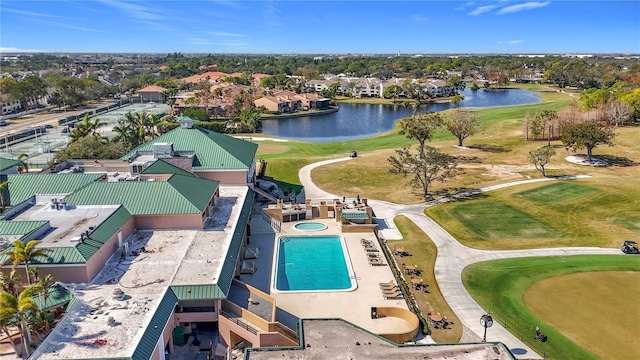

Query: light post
[480,314,493,342]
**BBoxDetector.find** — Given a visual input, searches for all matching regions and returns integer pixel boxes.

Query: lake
[260,88,541,142]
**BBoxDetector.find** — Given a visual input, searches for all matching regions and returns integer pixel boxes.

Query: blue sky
[1,1,639,53]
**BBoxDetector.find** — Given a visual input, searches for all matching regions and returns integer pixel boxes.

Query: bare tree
[529,145,556,177]
[605,100,632,126]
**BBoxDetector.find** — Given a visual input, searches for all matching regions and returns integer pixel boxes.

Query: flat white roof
[13,203,120,248]
[31,186,249,359]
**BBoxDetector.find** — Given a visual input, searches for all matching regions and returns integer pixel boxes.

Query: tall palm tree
[0,180,10,213]
[0,284,43,357]
[3,240,50,285]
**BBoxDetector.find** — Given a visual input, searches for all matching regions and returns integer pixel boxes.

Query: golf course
[256,84,640,359]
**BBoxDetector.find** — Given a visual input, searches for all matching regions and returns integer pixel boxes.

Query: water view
[261,88,541,142]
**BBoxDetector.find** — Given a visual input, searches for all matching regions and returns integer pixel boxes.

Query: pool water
[274,235,356,292]
[294,222,327,231]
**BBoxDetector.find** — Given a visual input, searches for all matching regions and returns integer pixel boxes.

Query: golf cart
[349,151,358,158]
[621,240,639,254]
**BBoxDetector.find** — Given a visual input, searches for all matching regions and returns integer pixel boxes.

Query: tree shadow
[467,144,508,153]
[431,188,489,203]
[453,155,483,164]
[597,155,638,167]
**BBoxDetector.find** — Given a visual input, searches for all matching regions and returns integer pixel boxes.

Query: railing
[220,309,259,335]
[272,322,298,343]
[262,212,282,233]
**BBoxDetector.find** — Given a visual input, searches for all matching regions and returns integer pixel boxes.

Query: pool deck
[240,212,413,336]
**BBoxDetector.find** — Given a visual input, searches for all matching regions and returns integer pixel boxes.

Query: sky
[1,0,639,54]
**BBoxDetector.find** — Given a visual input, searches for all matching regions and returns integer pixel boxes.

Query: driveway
[298,157,618,359]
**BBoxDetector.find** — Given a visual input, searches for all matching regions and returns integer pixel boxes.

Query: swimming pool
[272,235,357,292]
[293,222,327,231]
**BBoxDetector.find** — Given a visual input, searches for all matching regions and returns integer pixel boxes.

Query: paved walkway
[298,157,618,359]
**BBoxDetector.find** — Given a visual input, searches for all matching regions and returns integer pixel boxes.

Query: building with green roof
[121,119,258,184]
[0,172,104,209]
[0,157,22,174]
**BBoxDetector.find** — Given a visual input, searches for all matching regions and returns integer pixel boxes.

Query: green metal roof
[33,283,75,310]
[167,174,219,212]
[78,205,132,260]
[171,284,225,300]
[32,247,85,265]
[0,220,48,237]
[0,158,21,172]
[121,122,258,171]
[217,189,254,297]
[2,173,104,207]
[140,159,195,177]
[65,174,218,215]
[131,289,178,360]
[340,212,369,219]
[0,206,132,266]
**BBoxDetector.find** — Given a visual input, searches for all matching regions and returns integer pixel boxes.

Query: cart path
[298,156,618,359]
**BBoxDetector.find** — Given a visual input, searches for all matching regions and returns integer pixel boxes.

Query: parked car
[0,120,6,126]
[44,124,55,129]
[621,240,639,254]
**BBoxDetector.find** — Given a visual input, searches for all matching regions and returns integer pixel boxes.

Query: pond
[260,88,541,142]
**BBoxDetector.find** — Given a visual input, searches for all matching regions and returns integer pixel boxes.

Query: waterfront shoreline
[260,107,338,120]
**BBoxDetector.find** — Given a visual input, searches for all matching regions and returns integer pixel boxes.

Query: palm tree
[0,270,21,298]
[29,310,54,341]
[3,240,50,285]
[0,180,10,213]
[0,310,21,355]
[0,284,43,357]
[17,153,29,173]
[112,119,134,149]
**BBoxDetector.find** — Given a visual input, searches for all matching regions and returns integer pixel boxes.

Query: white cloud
[3,8,63,18]
[99,0,164,21]
[498,1,551,15]
[203,32,247,38]
[0,47,45,53]
[497,40,524,44]
[455,1,475,11]
[411,14,429,22]
[468,4,500,16]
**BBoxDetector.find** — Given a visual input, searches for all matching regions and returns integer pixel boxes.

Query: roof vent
[179,119,193,129]
[112,288,125,301]
[152,142,174,159]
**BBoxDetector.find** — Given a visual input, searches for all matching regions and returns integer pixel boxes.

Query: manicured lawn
[426,171,640,250]
[610,216,640,232]
[462,256,640,360]
[514,182,600,204]
[524,271,640,360]
[448,201,562,240]
[392,216,461,343]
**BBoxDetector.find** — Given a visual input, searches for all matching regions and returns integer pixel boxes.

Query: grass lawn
[513,182,600,204]
[392,216,462,343]
[462,256,640,360]
[524,271,640,360]
[255,87,640,249]
[448,201,563,240]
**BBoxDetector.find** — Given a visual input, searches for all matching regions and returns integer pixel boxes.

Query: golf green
[514,182,600,204]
